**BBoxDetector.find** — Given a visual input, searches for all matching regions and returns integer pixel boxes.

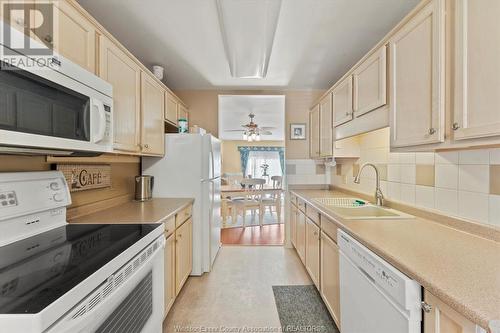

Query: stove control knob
[52,193,64,202]
[49,182,60,191]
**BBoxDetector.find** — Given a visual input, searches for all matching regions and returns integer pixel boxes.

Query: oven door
[47,237,165,333]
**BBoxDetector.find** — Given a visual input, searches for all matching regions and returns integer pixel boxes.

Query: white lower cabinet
[423,290,485,333]
[164,233,176,317]
[320,231,341,328]
[162,205,193,318]
[296,210,306,265]
[305,218,320,288]
[290,203,297,247]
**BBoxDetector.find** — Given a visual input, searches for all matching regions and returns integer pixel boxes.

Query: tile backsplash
[332,127,500,226]
[286,159,330,185]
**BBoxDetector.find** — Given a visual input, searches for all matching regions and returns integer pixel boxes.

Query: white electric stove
[0,171,165,333]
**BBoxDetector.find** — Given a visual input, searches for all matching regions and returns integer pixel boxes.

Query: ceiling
[218,95,285,141]
[77,0,419,90]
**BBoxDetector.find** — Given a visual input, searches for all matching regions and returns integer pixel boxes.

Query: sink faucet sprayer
[354,163,384,206]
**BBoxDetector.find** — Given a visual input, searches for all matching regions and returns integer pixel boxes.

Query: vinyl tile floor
[163,246,311,332]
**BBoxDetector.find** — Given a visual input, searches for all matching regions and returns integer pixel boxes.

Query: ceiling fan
[226,113,276,141]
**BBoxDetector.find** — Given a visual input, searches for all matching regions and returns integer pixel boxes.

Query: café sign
[57,164,111,192]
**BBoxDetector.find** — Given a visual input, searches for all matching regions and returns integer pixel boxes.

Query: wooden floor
[221,223,285,245]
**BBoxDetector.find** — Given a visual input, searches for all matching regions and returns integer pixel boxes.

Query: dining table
[220,184,283,226]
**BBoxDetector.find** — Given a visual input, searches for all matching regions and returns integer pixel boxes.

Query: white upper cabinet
[333,76,354,127]
[389,0,445,148]
[353,45,387,118]
[310,105,320,159]
[319,93,333,157]
[453,0,500,141]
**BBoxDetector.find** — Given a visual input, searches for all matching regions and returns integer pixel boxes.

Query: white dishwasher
[338,230,422,333]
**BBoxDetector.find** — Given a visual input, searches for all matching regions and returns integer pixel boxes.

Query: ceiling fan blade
[260,130,273,135]
[225,129,246,132]
[260,126,277,130]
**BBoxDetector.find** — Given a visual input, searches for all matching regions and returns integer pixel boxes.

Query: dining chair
[230,178,265,227]
[260,175,283,224]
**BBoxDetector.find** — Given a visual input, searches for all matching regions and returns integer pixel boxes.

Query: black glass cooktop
[0,223,161,314]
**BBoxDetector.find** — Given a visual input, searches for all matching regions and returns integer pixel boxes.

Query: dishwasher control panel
[338,230,421,310]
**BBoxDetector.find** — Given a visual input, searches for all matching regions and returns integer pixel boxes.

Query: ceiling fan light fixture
[243,133,248,140]
[256,134,261,141]
[216,0,282,79]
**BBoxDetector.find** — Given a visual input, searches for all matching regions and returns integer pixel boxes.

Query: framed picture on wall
[290,123,306,140]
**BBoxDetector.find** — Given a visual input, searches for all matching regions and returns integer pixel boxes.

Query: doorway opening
[218,95,286,246]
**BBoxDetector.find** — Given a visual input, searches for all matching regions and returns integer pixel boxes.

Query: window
[245,150,282,182]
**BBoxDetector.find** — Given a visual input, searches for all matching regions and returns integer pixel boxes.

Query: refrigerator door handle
[201,176,220,183]
[210,146,215,179]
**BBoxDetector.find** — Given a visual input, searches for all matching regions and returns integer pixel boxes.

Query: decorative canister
[178,118,188,133]
[152,65,164,81]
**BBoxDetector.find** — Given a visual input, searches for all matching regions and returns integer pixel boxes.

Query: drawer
[297,198,306,212]
[176,204,192,228]
[306,205,320,227]
[321,215,338,243]
[163,215,175,237]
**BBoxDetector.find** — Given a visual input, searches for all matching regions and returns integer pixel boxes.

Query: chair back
[223,173,244,186]
[240,178,265,202]
[271,175,283,189]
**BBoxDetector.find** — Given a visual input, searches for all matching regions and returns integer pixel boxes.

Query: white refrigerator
[142,134,221,276]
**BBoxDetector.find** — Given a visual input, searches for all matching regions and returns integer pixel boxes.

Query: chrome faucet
[354,163,384,206]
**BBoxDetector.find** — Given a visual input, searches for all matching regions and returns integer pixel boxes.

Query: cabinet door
[296,210,306,265]
[389,0,445,147]
[353,45,387,117]
[49,1,96,73]
[423,290,478,333]
[453,0,500,140]
[319,93,333,157]
[175,218,192,295]
[165,92,179,125]
[141,72,165,155]
[309,105,320,159]
[320,232,341,328]
[306,218,320,289]
[332,76,353,127]
[99,35,141,152]
[178,104,188,121]
[305,218,320,288]
[164,233,176,317]
[290,203,297,248]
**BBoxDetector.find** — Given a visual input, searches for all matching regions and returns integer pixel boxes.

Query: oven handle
[46,239,165,333]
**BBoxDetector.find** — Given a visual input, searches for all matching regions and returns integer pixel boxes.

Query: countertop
[290,189,500,332]
[69,198,194,224]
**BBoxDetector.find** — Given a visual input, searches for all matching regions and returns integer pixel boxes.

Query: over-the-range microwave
[0,21,113,155]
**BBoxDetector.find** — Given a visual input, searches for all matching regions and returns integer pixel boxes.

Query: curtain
[238,146,285,176]
[245,150,282,179]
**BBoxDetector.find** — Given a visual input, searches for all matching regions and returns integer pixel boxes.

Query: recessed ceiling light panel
[216,0,282,79]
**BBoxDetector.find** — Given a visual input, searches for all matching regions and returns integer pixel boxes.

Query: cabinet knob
[428,128,436,135]
[452,122,460,130]
[421,301,432,313]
